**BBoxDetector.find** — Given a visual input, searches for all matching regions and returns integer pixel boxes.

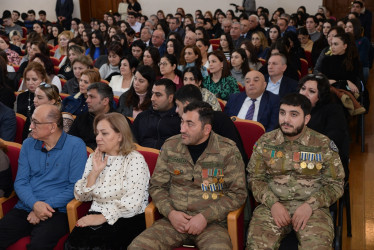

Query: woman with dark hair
[267,25,281,45]
[240,40,262,70]
[110,33,129,56]
[319,33,360,94]
[117,65,155,118]
[0,57,15,108]
[251,31,269,59]
[70,18,81,37]
[159,54,183,89]
[219,33,234,61]
[182,66,221,111]
[230,48,250,84]
[130,39,146,62]
[32,22,46,41]
[202,50,239,101]
[99,21,110,43]
[128,0,142,14]
[107,14,116,26]
[166,31,182,44]
[226,10,236,20]
[142,47,161,78]
[298,73,349,176]
[32,53,62,91]
[196,38,210,70]
[99,42,123,81]
[110,55,139,96]
[85,30,107,60]
[283,31,306,70]
[345,18,370,84]
[259,13,271,31]
[178,45,208,78]
[311,19,335,67]
[0,35,21,65]
[48,24,63,46]
[185,24,195,33]
[157,10,165,20]
[58,45,85,80]
[81,29,91,50]
[166,38,183,63]
[297,27,313,52]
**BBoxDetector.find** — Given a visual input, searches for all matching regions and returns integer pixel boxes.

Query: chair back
[1,140,22,182]
[50,57,60,66]
[237,82,245,92]
[217,98,226,112]
[136,144,159,176]
[231,116,265,159]
[300,58,308,78]
[304,50,312,67]
[15,113,26,144]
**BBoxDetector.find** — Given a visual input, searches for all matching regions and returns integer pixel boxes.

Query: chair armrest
[145,201,157,228]
[0,192,17,218]
[227,203,245,250]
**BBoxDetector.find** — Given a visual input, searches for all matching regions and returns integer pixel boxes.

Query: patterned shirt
[202,75,239,101]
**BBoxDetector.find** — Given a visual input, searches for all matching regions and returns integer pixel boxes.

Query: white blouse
[74,150,150,225]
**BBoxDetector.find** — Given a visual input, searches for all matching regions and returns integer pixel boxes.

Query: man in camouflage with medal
[129,101,247,249]
[246,93,345,249]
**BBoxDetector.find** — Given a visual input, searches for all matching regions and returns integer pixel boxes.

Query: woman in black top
[127,0,142,14]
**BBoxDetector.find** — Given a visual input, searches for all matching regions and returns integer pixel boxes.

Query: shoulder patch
[330,141,339,153]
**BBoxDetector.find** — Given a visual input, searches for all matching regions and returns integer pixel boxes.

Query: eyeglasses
[158,62,169,67]
[31,119,54,126]
[307,74,324,79]
[39,82,52,88]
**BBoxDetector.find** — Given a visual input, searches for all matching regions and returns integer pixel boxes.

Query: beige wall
[1,0,322,21]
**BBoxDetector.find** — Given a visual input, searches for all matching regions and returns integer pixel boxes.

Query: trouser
[246,203,334,250]
[0,208,69,250]
[128,217,232,250]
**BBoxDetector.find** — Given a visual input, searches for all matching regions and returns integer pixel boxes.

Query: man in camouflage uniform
[246,93,345,249]
[129,101,247,250]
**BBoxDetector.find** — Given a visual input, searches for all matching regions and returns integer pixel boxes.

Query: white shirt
[130,22,142,33]
[266,76,283,95]
[237,94,263,121]
[109,75,134,97]
[74,151,150,225]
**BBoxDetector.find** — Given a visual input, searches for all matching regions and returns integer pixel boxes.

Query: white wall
[1,0,322,21]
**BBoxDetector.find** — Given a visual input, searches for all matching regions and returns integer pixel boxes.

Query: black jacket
[132,106,180,149]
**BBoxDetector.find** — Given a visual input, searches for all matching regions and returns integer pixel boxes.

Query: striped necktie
[245,99,256,120]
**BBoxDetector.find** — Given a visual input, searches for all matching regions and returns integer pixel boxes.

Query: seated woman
[109,55,139,97]
[202,50,239,101]
[62,55,93,95]
[230,48,250,84]
[0,140,12,198]
[85,30,107,60]
[64,112,150,249]
[319,33,360,94]
[183,66,221,111]
[62,68,101,115]
[240,41,262,71]
[196,38,210,70]
[141,47,161,79]
[0,35,21,65]
[117,65,155,118]
[219,33,234,61]
[165,38,183,64]
[298,73,349,176]
[297,27,313,52]
[32,53,62,92]
[99,42,122,81]
[130,39,146,62]
[58,45,85,80]
[159,54,183,90]
[251,31,270,59]
[267,25,281,46]
[54,31,74,61]
[178,45,208,78]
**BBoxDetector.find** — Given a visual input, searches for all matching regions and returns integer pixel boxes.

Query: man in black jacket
[132,79,180,149]
[55,0,74,30]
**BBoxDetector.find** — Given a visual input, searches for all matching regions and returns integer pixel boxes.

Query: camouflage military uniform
[129,132,247,250]
[246,127,345,250]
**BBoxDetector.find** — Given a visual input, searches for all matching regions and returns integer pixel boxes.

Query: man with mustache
[246,93,345,249]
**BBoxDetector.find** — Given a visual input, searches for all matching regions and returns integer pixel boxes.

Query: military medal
[203,180,209,186]
[209,183,217,191]
[174,169,181,175]
[263,148,267,153]
[212,177,218,184]
[316,153,322,162]
[271,150,276,158]
[202,193,209,199]
[276,151,283,158]
[219,177,224,183]
[217,183,224,191]
[202,169,208,178]
[211,193,218,200]
[307,162,314,169]
[293,152,300,162]
[300,162,307,168]
[316,163,322,170]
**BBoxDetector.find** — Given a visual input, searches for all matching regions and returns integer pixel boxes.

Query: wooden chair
[230,116,265,160]
[304,50,312,68]
[259,58,266,66]
[217,98,226,112]
[54,66,60,75]
[14,113,26,144]
[60,78,67,89]
[237,82,245,92]
[59,93,70,100]
[300,58,309,78]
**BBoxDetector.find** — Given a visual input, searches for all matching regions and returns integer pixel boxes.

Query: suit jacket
[225,91,280,132]
[265,75,298,99]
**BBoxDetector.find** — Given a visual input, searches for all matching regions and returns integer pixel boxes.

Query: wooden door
[324,0,374,41]
[79,0,120,23]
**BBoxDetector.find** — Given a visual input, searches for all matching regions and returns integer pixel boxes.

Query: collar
[273,126,310,146]
[178,131,220,156]
[34,131,67,151]
[151,105,178,117]
[269,76,283,85]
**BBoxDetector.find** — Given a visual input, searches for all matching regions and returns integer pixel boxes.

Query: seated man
[129,101,247,249]
[174,84,247,164]
[225,70,279,132]
[69,82,119,149]
[246,93,345,249]
[0,104,87,249]
[0,101,16,141]
[132,78,180,149]
[265,53,299,99]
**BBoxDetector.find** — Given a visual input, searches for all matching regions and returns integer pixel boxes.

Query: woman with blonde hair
[54,30,74,60]
[65,112,149,249]
[62,68,101,115]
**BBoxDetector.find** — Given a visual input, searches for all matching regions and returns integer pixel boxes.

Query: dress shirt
[237,94,263,121]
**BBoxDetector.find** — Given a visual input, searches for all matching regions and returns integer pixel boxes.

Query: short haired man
[230,22,244,48]
[56,0,74,30]
[246,14,266,39]
[214,18,232,39]
[149,14,158,27]
[169,17,185,38]
[132,78,180,149]
[12,10,24,26]
[174,84,247,164]
[2,11,23,35]
[184,30,197,47]
[69,82,118,149]
[0,104,87,249]
[246,93,345,249]
[151,29,166,56]
[127,12,141,33]
[24,9,38,33]
[129,101,247,249]
[225,70,279,132]
[305,16,321,42]
[351,0,372,41]
[140,27,153,47]
[265,53,298,99]
[0,101,16,141]
[144,20,155,31]
[240,19,251,38]
[276,17,288,35]
[38,10,51,25]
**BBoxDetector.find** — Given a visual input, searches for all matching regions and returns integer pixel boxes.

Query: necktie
[245,99,256,120]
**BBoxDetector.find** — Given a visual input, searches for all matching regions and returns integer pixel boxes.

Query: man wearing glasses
[0,104,87,249]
